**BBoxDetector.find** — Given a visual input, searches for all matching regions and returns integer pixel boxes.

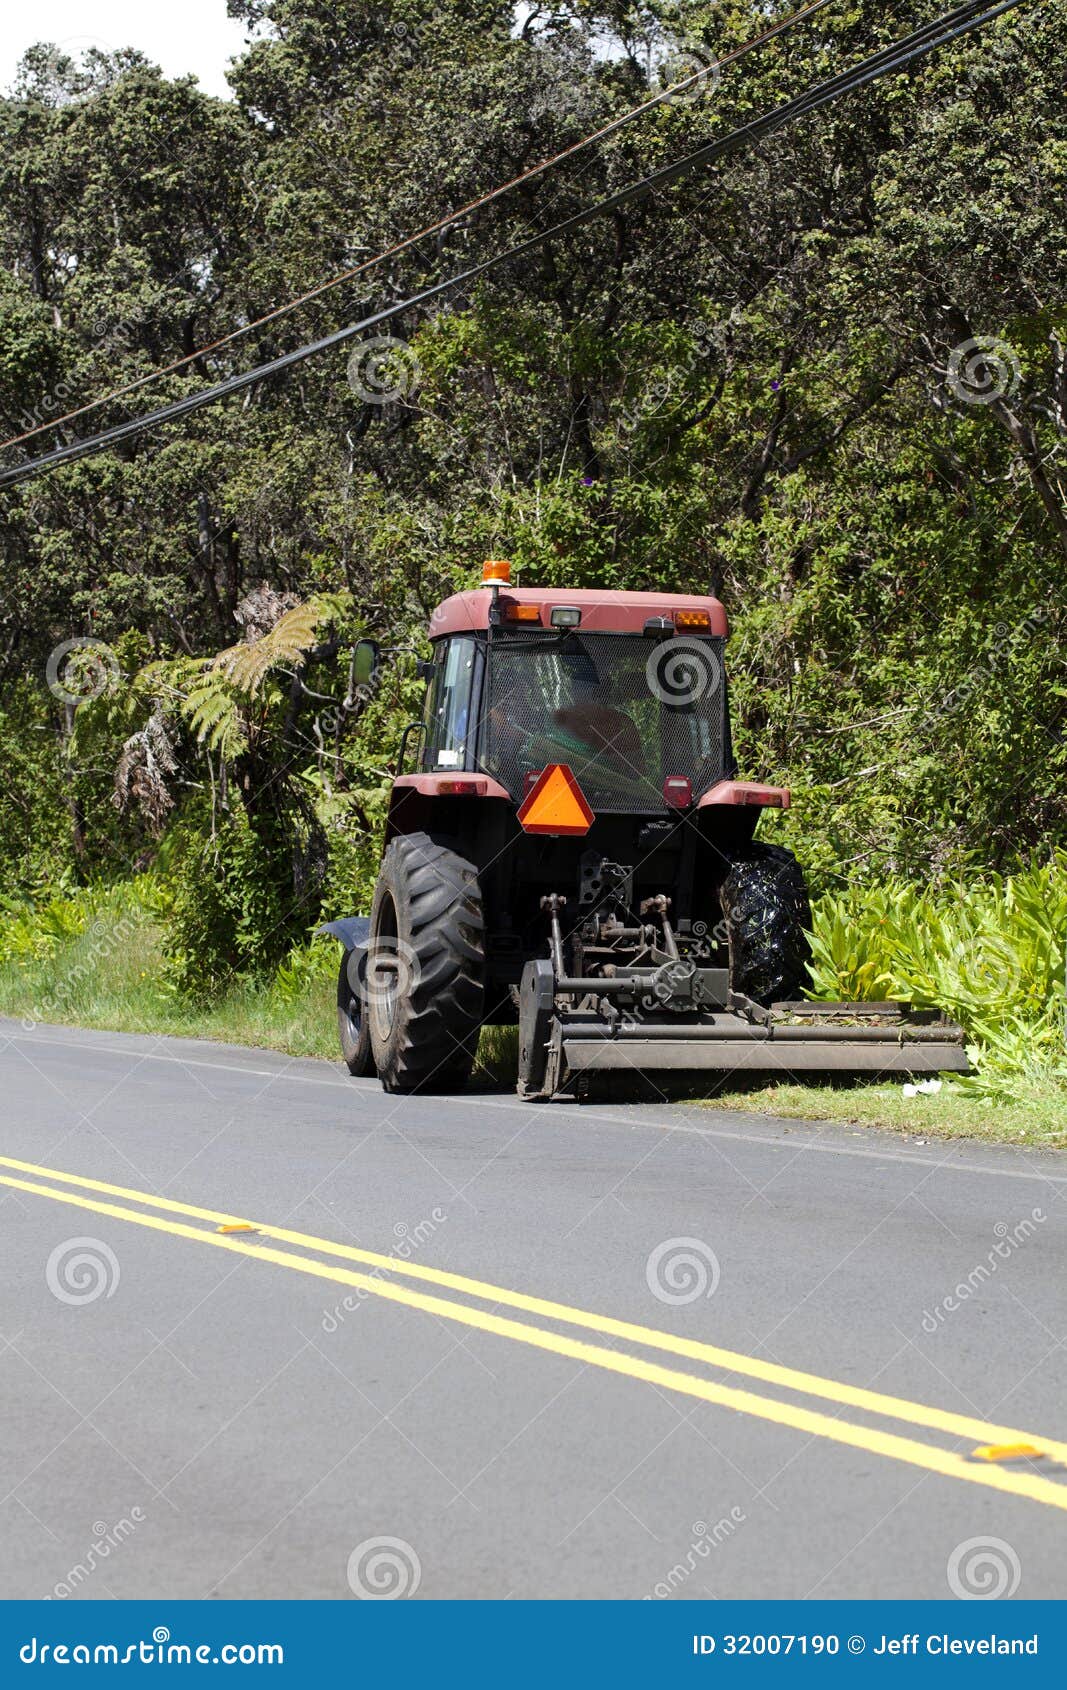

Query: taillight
[662,775,692,808]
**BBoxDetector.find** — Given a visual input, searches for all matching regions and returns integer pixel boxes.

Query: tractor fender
[385,772,512,842]
[316,916,371,954]
[697,780,790,810]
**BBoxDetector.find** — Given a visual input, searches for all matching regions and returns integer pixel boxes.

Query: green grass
[0,873,1064,1148]
[701,1079,1067,1148]
[0,882,339,1060]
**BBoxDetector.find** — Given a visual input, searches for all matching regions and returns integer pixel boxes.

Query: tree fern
[212,594,351,696]
[101,593,356,821]
[184,672,248,758]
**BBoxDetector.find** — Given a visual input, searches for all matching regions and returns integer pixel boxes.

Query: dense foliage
[0,1,1064,1079]
[809,855,1067,1096]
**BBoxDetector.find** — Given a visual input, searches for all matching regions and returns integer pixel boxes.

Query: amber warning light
[482,559,512,585]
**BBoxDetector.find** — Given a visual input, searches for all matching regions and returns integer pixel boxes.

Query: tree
[0,1,1063,911]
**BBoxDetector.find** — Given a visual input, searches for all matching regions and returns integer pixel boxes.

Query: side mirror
[352,639,379,689]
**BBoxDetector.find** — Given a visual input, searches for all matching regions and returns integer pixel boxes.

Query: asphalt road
[1,1018,1064,1602]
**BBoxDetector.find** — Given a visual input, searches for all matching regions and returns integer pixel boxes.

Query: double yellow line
[4,1152,1067,1513]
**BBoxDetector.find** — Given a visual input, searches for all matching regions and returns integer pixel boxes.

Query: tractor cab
[417,576,735,812]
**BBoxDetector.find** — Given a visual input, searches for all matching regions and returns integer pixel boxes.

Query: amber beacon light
[482,558,512,586]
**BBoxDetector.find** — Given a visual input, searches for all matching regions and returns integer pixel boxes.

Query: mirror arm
[397,721,425,775]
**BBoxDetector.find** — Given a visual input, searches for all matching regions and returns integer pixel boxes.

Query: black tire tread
[370,832,485,1094]
[719,842,812,1007]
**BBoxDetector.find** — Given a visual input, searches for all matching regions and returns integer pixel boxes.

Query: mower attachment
[517,964,970,1100]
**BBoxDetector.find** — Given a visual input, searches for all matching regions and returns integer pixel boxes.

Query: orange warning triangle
[517,763,595,836]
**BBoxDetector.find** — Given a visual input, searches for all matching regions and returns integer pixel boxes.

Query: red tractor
[322,562,967,1098]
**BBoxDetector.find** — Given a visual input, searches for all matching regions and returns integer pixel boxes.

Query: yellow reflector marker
[504,603,541,622]
[517,763,594,836]
[972,1442,1045,1462]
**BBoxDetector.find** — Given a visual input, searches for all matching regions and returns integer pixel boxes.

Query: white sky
[0,1,251,100]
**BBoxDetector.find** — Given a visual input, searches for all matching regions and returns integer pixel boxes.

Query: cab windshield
[480,629,725,811]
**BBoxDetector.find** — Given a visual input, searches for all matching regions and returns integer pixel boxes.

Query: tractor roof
[430,587,728,639]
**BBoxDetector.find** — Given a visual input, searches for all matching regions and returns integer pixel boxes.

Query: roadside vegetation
[0,3,1064,1144]
[701,1081,1067,1148]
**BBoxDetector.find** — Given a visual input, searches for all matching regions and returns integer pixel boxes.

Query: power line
[0,0,838,455]
[0,0,1026,495]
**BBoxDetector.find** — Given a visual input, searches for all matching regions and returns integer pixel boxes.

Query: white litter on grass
[901,1079,943,1099]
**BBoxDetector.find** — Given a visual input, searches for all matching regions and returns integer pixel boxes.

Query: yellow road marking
[973,1443,1044,1462]
[5,1166,1067,1514]
[3,1152,1065,1464]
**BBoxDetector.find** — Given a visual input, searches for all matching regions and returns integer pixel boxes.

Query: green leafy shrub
[807,855,1067,1095]
[162,818,301,1001]
[0,876,166,965]
[271,939,336,1008]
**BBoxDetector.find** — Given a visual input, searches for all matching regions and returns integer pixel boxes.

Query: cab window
[422,636,477,769]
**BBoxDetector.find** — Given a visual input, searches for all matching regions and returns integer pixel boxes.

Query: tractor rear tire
[337,950,376,1077]
[720,842,812,1007]
[367,832,485,1094]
